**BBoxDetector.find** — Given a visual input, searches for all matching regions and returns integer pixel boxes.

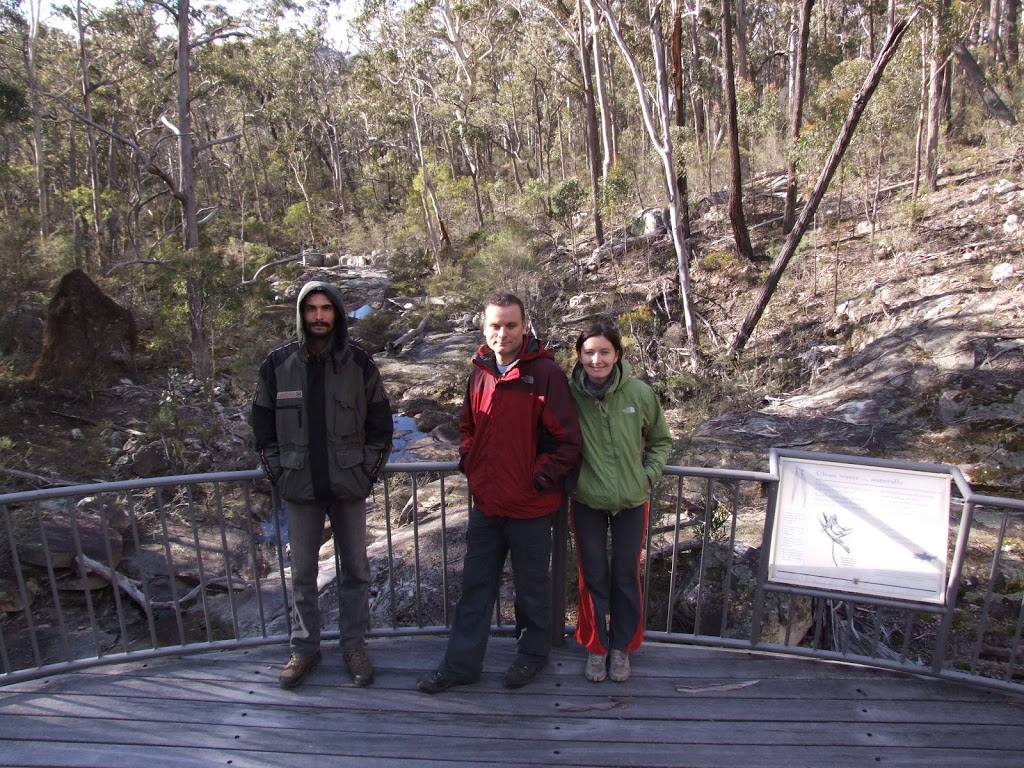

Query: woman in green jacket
[569,322,672,683]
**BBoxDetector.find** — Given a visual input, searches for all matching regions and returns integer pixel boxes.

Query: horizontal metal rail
[1,457,1022,696]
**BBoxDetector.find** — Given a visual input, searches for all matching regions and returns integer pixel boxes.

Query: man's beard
[306,323,332,339]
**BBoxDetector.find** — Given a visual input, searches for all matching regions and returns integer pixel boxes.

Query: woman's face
[580,335,620,386]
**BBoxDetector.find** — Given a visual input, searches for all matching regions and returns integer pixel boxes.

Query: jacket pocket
[275,393,306,436]
[329,444,372,500]
[278,450,313,501]
[332,395,361,440]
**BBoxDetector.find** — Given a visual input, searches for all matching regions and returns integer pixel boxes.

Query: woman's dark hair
[575,322,623,356]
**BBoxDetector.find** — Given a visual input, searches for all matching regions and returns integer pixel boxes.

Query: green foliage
[517,178,551,219]
[388,247,435,297]
[35,233,77,275]
[617,306,655,337]
[601,161,634,216]
[0,79,28,125]
[551,179,586,221]
[463,222,542,300]
[699,250,739,273]
[283,202,311,236]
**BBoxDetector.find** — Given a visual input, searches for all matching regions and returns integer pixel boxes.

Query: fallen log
[386,313,432,355]
[75,553,252,613]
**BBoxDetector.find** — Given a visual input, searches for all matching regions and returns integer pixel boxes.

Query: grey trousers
[285,498,370,656]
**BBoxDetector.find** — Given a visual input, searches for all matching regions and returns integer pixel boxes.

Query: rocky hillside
[683,167,1024,496]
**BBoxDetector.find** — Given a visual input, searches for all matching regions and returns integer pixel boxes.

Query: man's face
[302,292,336,346]
[483,303,526,365]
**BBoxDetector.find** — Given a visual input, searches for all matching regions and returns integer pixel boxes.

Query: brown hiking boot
[343,649,374,687]
[279,650,321,689]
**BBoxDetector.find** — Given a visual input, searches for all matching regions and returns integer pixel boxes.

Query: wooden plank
[7,672,1020,728]
[0,740,1019,768]
[2,639,1024,768]
[3,710,1023,751]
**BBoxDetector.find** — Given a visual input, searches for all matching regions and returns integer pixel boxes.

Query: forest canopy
[0,0,1020,379]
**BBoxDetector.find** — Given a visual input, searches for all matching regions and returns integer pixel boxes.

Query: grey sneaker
[343,649,374,687]
[608,649,630,682]
[585,653,607,682]
[279,650,321,689]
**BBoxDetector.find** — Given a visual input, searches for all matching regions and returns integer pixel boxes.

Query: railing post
[550,497,569,648]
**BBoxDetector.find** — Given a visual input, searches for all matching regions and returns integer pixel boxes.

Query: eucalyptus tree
[424,0,522,228]
[782,0,813,234]
[353,2,452,270]
[534,0,606,244]
[720,0,753,260]
[729,14,915,356]
[592,0,701,367]
[0,1,31,224]
[924,0,944,189]
[24,0,50,236]
[47,0,246,380]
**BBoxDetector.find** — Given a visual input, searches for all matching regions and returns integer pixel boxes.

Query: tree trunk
[176,0,208,384]
[729,15,915,356]
[925,4,944,190]
[721,0,755,260]
[76,0,104,268]
[912,31,928,201]
[990,0,1002,65]
[27,0,50,238]
[672,10,685,128]
[688,1,706,139]
[953,43,1018,125]
[595,0,701,367]
[177,0,199,251]
[409,89,443,273]
[578,0,605,246]
[586,0,616,178]
[783,0,815,234]
[670,0,692,237]
[1008,0,1020,66]
[735,0,750,81]
[69,120,83,267]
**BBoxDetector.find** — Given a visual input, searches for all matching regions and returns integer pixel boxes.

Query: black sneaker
[416,669,475,694]
[503,656,546,689]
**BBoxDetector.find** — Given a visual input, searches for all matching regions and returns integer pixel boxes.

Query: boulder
[8,504,124,571]
[30,269,138,386]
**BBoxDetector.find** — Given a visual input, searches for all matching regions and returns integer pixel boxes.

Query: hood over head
[295,281,349,352]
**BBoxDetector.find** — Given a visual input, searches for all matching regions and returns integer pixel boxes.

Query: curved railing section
[1,455,1022,695]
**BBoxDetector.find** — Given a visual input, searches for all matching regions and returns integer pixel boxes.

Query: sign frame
[767,453,952,605]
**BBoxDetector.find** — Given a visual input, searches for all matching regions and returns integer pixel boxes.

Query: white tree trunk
[595,0,701,367]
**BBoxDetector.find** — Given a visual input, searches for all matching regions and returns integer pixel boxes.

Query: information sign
[769,457,951,604]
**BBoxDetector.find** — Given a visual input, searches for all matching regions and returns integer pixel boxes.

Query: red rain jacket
[459,336,581,519]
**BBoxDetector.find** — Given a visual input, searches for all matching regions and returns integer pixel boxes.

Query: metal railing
[2,455,1022,695]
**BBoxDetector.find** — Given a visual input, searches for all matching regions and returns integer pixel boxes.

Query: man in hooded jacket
[252,281,393,689]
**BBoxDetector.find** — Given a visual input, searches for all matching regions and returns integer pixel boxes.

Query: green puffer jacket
[570,358,672,512]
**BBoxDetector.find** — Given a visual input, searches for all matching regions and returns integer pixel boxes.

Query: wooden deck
[1,636,1023,767]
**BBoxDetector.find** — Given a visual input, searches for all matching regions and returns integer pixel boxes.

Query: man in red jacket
[417,293,581,693]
